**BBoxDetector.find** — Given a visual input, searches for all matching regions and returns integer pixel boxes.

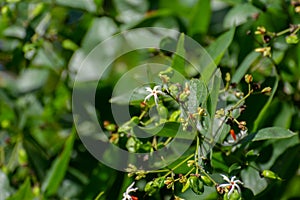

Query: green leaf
[211,152,229,172]
[224,4,260,29]
[138,122,195,139]
[113,0,148,24]
[188,0,211,35]
[42,129,76,196]
[207,69,221,121]
[253,127,296,141]
[16,69,49,94]
[171,33,186,76]
[7,178,34,200]
[253,76,279,132]
[232,51,260,83]
[228,163,242,174]
[241,166,267,195]
[55,0,96,12]
[188,79,208,113]
[202,28,235,83]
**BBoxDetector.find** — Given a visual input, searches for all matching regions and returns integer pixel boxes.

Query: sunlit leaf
[171,33,186,76]
[7,178,34,200]
[201,28,235,83]
[253,127,296,141]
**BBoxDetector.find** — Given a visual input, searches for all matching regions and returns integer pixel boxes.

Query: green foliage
[0,0,299,200]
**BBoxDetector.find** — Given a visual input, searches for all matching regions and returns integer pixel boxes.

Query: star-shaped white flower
[144,85,165,106]
[122,182,138,200]
[219,174,243,199]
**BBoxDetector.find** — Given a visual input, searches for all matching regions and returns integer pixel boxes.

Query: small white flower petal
[145,87,152,92]
[122,182,138,200]
[221,174,231,183]
[235,184,241,194]
[235,180,243,185]
[144,93,153,102]
[153,85,161,90]
[231,176,236,182]
[228,186,234,198]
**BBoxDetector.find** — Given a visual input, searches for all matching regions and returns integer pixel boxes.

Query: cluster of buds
[179,82,191,102]
[126,164,147,180]
[254,26,272,44]
[254,26,273,57]
[245,74,272,94]
[291,0,300,13]
[254,46,271,57]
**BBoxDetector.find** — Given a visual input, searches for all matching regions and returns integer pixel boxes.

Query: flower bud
[286,35,299,44]
[169,110,181,122]
[255,26,266,35]
[157,105,168,119]
[181,181,190,193]
[261,87,272,94]
[261,170,282,180]
[179,92,189,102]
[187,160,195,167]
[200,175,214,186]
[225,73,231,82]
[244,74,253,84]
[159,67,174,78]
[255,47,271,57]
[188,176,204,195]
[153,177,165,188]
[144,181,157,196]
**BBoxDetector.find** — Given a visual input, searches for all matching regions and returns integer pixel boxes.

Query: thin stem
[195,135,200,174]
[163,154,194,178]
[163,137,173,146]
[230,87,253,111]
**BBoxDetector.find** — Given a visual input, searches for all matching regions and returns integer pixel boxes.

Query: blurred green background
[0,0,299,199]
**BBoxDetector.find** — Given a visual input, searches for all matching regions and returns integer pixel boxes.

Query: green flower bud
[179,92,189,102]
[188,176,204,195]
[169,110,181,122]
[153,177,165,188]
[105,124,117,132]
[169,84,179,96]
[286,35,299,44]
[225,73,231,82]
[18,149,28,165]
[261,170,282,180]
[223,189,241,200]
[157,105,168,119]
[144,181,157,196]
[159,67,174,78]
[200,175,214,186]
[181,181,190,193]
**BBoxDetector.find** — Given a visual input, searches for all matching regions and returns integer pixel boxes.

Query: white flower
[219,174,243,199]
[144,85,165,106]
[223,129,248,146]
[122,182,138,200]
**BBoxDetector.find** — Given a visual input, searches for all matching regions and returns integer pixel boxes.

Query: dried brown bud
[263,35,271,43]
[252,82,261,91]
